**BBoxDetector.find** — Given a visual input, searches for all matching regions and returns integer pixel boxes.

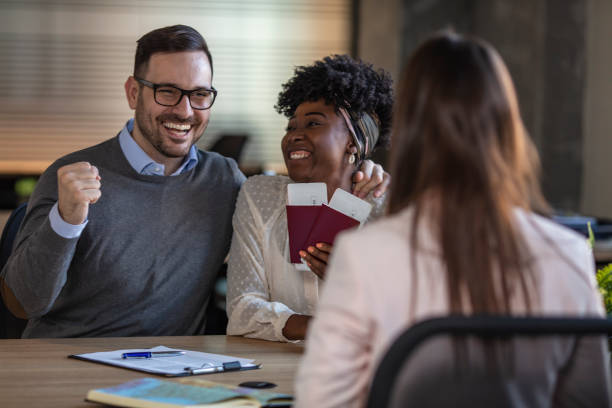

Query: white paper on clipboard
[70,345,258,377]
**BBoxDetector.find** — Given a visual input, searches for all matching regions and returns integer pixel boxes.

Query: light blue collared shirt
[50,118,199,238]
[118,118,198,176]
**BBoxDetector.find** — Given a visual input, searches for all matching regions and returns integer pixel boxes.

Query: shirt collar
[118,118,198,176]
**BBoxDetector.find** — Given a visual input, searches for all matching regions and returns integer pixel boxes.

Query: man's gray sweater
[1,136,245,337]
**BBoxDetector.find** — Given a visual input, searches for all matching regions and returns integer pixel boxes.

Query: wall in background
[354,0,400,168]
[582,0,612,219]
[401,0,588,213]
[359,0,612,216]
[0,0,352,173]
[357,0,401,85]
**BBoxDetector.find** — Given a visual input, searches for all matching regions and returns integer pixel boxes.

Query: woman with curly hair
[226,55,394,342]
[295,33,610,407]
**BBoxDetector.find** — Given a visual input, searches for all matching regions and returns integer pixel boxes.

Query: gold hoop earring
[348,154,355,164]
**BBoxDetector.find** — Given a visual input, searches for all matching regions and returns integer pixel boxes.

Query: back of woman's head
[390,32,546,214]
[389,32,549,314]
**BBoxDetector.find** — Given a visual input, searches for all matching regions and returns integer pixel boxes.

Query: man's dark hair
[133,25,213,78]
[275,54,393,149]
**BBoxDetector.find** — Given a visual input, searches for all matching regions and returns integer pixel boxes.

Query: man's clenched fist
[57,162,101,225]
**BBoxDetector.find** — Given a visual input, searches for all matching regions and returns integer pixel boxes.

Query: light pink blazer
[295,207,610,408]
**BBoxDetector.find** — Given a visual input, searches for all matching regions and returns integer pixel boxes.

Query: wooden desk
[0,335,303,407]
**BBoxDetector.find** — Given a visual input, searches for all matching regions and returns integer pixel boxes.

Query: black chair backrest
[367,316,612,408]
[0,202,29,338]
[209,134,248,163]
[0,202,27,269]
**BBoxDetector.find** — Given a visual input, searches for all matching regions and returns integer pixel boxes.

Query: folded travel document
[70,345,259,377]
[286,183,372,264]
[85,377,293,408]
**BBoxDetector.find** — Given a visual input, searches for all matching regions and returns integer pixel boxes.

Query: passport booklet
[286,183,372,265]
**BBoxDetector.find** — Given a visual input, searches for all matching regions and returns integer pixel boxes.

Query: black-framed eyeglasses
[135,77,217,110]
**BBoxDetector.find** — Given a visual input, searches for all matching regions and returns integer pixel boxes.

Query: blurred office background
[0,0,611,224]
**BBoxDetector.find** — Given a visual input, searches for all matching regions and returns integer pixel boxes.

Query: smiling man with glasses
[0,24,389,338]
[125,48,215,176]
[0,25,246,338]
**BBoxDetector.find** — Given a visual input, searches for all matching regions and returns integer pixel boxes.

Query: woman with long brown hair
[295,32,610,407]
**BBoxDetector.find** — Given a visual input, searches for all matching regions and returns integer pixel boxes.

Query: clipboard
[69,345,260,377]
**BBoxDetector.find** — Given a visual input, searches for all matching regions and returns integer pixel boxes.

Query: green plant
[588,222,612,315]
[587,221,596,249]
[596,264,612,315]
[14,177,37,199]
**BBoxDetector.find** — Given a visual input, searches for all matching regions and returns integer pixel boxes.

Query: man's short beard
[134,99,203,158]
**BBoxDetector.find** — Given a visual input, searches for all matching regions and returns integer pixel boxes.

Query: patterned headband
[339,107,381,161]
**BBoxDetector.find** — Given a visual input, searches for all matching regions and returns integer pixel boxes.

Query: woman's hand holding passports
[299,242,333,280]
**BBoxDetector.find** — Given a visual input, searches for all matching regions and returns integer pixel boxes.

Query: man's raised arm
[0,161,101,319]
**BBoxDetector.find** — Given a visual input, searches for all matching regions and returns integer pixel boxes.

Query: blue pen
[122,351,185,359]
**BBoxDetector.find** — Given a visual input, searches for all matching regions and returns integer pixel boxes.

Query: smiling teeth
[164,122,191,131]
[290,152,310,159]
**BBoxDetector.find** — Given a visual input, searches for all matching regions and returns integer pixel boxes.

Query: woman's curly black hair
[275,54,394,150]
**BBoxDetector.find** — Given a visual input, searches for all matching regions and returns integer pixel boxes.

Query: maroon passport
[286,204,360,263]
[304,204,360,249]
[286,205,323,263]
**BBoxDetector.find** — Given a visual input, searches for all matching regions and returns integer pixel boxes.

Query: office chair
[203,262,229,335]
[367,316,612,408]
[0,202,29,338]
[209,134,248,163]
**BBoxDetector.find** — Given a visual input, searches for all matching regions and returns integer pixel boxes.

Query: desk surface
[0,335,303,407]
